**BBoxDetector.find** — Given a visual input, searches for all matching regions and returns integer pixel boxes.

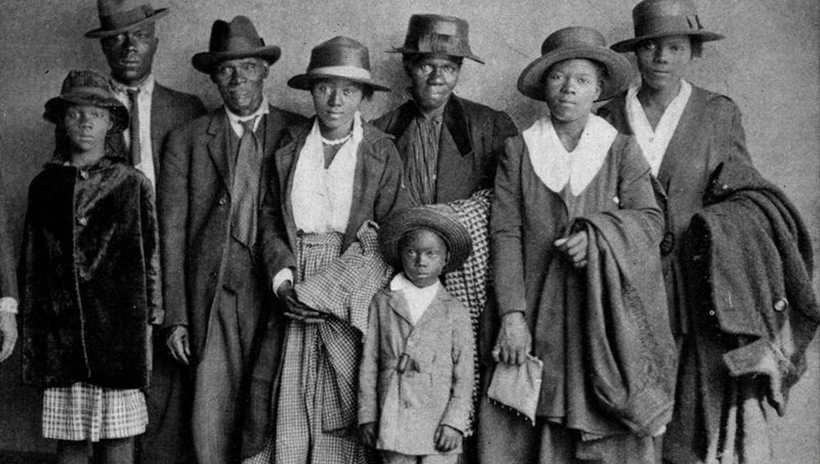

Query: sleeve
[373,139,412,223]
[358,295,381,425]
[258,141,297,282]
[617,136,665,245]
[439,301,476,432]
[140,176,162,324]
[490,136,528,316]
[157,128,191,329]
[483,110,519,192]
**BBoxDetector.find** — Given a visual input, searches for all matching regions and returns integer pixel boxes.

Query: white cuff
[272,268,294,298]
[0,297,18,314]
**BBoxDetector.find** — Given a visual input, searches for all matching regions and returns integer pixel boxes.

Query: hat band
[307,66,372,81]
[211,35,266,53]
[99,5,155,31]
[634,14,703,38]
[405,33,471,57]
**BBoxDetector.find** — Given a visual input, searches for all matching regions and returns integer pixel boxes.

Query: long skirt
[43,382,147,441]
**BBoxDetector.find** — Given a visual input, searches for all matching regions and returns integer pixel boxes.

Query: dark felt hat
[379,204,473,274]
[85,0,169,38]
[611,0,724,52]
[388,14,484,64]
[517,26,633,102]
[192,16,282,74]
[43,70,128,133]
[288,36,390,92]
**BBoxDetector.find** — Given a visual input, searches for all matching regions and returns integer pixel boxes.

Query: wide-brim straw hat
[192,16,281,74]
[379,204,473,274]
[43,70,129,133]
[288,36,390,92]
[517,26,633,102]
[85,0,169,38]
[387,14,485,64]
[611,0,724,52]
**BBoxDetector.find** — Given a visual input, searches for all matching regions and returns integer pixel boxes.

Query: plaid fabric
[261,232,370,464]
[42,382,147,441]
[442,188,493,435]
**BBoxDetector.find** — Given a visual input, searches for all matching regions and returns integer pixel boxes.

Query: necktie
[231,118,262,247]
[127,88,141,165]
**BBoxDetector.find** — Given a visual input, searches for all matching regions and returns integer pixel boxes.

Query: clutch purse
[487,355,543,425]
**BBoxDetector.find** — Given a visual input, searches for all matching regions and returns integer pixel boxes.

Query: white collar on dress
[522,114,618,196]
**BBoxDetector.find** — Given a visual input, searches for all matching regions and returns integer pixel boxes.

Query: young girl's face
[63,104,112,153]
[400,228,449,288]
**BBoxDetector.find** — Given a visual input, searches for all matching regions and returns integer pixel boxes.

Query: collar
[110,74,155,96]
[390,272,441,293]
[386,90,472,156]
[226,96,270,136]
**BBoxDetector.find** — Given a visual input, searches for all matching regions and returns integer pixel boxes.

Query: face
[543,58,602,123]
[101,23,159,86]
[406,54,461,112]
[212,58,269,116]
[400,228,449,288]
[311,78,365,139]
[63,105,113,153]
[635,35,692,91]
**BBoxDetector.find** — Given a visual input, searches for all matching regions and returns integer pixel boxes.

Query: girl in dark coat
[19,70,161,464]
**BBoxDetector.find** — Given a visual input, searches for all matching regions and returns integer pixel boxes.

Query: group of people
[0,0,817,464]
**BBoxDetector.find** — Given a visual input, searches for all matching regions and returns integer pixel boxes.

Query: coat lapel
[442,95,474,157]
[387,290,415,326]
[206,109,231,193]
[150,85,166,176]
[656,87,707,189]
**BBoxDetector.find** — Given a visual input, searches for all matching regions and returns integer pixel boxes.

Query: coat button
[774,298,788,312]
[708,310,716,316]
[79,170,89,180]
[77,216,88,226]
[209,271,218,279]
[218,195,228,206]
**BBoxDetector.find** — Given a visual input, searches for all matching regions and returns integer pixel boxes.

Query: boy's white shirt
[390,273,440,325]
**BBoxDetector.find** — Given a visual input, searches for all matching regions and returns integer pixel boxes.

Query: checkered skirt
[42,382,147,441]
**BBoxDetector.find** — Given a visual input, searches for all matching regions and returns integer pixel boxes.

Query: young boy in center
[359,205,475,464]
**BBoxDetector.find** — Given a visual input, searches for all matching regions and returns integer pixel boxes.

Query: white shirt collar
[226,96,270,137]
[390,273,440,324]
[110,74,155,97]
[522,114,618,196]
[625,79,692,176]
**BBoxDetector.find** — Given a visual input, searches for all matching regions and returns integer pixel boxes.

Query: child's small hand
[434,424,462,452]
[359,422,378,448]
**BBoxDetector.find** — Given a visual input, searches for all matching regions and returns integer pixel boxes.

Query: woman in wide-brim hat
[243,36,409,464]
[598,1,754,462]
[478,26,672,464]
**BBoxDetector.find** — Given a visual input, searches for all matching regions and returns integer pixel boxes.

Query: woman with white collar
[245,36,410,464]
[480,27,671,463]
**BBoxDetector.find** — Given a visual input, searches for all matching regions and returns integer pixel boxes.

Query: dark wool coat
[0,197,16,299]
[19,155,161,389]
[664,162,819,464]
[242,118,410,458]
[598,85,752,336]
[373,94,518,204]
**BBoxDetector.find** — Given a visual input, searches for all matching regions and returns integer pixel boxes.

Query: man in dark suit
[158,16,304,464]
[85,2,206,463]
[373,14,517,206]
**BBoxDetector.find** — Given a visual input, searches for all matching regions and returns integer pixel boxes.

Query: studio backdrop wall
[1,0,818,461]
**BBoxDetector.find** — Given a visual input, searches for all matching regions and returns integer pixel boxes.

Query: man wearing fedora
[158,15,305,464]
[374,14,517,206]
[85,2,206,463]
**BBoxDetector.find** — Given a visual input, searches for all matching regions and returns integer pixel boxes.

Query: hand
[492,312,532,365]
[278,282,326,324]
[555,231,589,268]
[166,325,191,365]
[434,424,462,452]
[0,312,18,363]
[359,422,377,448]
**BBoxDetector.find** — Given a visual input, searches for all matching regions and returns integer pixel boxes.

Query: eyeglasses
[214,61,266,81]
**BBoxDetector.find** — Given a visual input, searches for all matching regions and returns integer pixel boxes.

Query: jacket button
[708,310,716,316]
[209,271,218,279]
[774,298,788,312]
[77,217,88,226]
[218,196,228,206]
[79,170,89,180]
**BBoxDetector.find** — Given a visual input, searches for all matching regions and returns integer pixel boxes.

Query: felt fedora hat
[379,204,473,274]
[44,70,129,133]
[611,0,724,52]
[85,0,169,38]
[288,36,390,92]
[192,16,282,74]
[388,14,485,64]
[517,26,633,102]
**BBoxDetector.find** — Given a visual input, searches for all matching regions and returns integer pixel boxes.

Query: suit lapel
[442,95,473,157]
[150,86,165,177]
[387,290,415,326]
[206,109,231,192]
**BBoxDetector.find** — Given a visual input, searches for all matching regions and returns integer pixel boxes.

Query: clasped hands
[275,280,326,324]
[359,422,462,452]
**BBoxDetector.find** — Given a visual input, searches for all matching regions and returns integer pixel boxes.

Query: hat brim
[287,72,391,92]
[192,46,282,74]
[44,94,129,133]
[611,30,724,53]
[387,48,485,65]
[379,207,473,274]
[517,46,633,102]
[84,8,170,39]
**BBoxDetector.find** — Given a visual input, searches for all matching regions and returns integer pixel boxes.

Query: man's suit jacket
[373,95,517,204]
[158,105,306,360]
